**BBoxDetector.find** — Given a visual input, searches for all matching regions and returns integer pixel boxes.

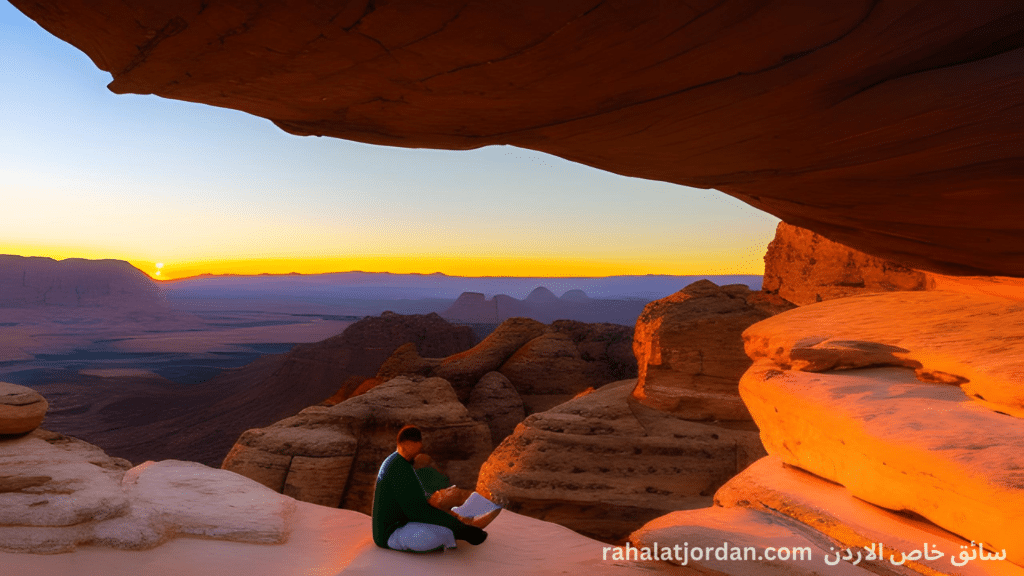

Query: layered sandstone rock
[743,290,1024,417]
[730,290,1024,567]
[96,312,477,467]
[222,376,492,514]
[0,428,292,553]
[433,317,546,401]
[465,371,525,446]
[631,280,795,421]
[371,317,637,414]
[499,320,637,414]
[13,2,1024,276]
[476,379,765,542]
[633,455,1024,576]
[0,382,48,435]
[712,456,1022,576]
[741,362,1024,566]
[762,222,933,305]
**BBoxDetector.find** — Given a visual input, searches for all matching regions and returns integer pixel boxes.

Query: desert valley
[3,2,1024,576]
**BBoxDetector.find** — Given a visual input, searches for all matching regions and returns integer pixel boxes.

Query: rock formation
[0,255,166,310]
[432,317,547,401]
[0,397,293,555]
[762,222,933,305]
[0,382,48,435]
[631,288,1024,573]
[631,280,795,421]
[465,371,525,447]
[442,287,648,325]
[221,376,492,514]
[499,320,637,414]
[13,2,1024,277]
[370,317,638,414]
[476,379,765,543]
[27,312,477,468]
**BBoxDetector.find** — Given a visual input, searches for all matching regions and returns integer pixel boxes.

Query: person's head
[396,425,423,461]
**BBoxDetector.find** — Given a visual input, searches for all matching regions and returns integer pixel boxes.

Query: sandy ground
[0,502,681,576]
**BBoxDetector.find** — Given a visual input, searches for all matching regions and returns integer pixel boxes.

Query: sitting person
[371,425,488,552]
[413,453,500,529]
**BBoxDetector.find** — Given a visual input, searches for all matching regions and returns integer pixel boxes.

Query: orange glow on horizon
[138,256,764,281]
[1,245,765,280]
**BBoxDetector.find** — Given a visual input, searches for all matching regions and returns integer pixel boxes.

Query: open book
[451,492,501,518]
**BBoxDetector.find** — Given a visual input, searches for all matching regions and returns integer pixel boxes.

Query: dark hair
[397,425,422,444]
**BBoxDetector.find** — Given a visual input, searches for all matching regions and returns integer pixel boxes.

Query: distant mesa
[0,254,166,311]
[442,286,646,325]
[524,286,558,303]
[559,289,590,302]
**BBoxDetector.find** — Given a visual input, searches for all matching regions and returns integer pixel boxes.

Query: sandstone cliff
[32,312,477,467]
[762,222,932,305]
[222,376,492,514]
[632,289,1024,573]
[0,255,166,310]
[631,280,795,421]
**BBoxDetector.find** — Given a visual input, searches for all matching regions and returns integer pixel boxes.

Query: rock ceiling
[13,0,1024,277]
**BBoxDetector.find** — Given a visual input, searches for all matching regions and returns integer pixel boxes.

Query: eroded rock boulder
[0,428,292,554]
[223,376,492,514]
[476,379,765,542]
[740,359,1024,566]
[743,290,1024,417]
[433,317,546,401]
[0,382,48,435]
[499,320,637,414]
[466,371,524,447]
[762,222,933,306]
[632,280,795,421]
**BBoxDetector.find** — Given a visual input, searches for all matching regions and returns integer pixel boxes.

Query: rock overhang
[10,0,1024,277]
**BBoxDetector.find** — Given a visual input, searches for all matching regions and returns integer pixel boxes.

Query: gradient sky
[0,2,780,281]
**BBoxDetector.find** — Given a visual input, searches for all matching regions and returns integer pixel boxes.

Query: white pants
[387,522,457,552]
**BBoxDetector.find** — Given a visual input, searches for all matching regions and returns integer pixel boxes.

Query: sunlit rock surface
[632,506,875,576]
[710,456,1024,576]
[632,280,794,421]
[740,360,1024,566]
[762,222,932,305]
[0,429,292,554]
[0,382,48,435]
[476,379,764,542]
[12,2,1024,277]
[222,376,492,513]
[743,290,1024,417]
[2,502,673,576]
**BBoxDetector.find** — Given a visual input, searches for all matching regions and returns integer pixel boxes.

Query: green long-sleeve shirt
[371,451,469,548]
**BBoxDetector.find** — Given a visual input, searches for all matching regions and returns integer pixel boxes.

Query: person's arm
[391,459,486,543]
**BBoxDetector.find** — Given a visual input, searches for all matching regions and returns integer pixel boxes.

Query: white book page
[451,492,501,518]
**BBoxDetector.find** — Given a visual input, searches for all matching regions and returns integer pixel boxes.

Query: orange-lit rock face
[631,280,794,420]
[12,1,1024,277]
[762,222,932,305]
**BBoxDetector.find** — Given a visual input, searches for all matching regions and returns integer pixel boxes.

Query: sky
[0,2,780,281]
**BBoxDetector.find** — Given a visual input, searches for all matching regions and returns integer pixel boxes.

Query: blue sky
[0,2,780,279]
